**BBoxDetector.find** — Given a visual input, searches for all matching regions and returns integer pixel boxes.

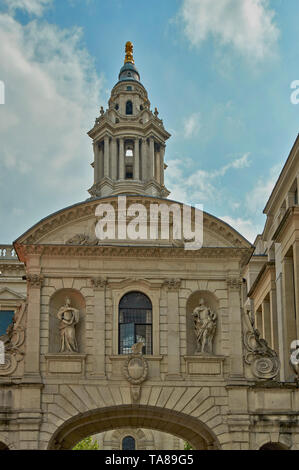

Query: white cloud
[220,215,260,243]
[2,0,52,16]
[183,112,201,138]
[166,153,251,203]
[0,10,104,241]
[245,163,283,213]
[180,0,279,61]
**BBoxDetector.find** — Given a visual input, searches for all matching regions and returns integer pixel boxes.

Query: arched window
[126,100,133,115]
[119,292,152,355]
[122,436,136,450]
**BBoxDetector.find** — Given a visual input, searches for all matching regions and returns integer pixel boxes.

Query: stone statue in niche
[57,297,80,353]
[192,298,217,354]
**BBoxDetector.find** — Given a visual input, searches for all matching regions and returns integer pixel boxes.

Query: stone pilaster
[227,276,244,378]
[24,273,43,379]
[164,279,182,380]
[90,277,107,378]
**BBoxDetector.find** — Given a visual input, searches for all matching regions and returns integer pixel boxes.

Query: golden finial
[124,41,135,64]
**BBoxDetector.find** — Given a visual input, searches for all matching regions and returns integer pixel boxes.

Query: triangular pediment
[14,196,252,252]
[0,288,26,300]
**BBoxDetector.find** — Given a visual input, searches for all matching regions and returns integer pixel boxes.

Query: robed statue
[192,299,217,354]
[57,298,79,353]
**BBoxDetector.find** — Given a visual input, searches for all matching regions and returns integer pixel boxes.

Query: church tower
[88,42,171,198]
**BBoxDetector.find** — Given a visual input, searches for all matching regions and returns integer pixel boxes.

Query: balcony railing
[0,245,17,259]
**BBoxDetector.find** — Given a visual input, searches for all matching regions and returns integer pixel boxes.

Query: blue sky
[0,0,298,243]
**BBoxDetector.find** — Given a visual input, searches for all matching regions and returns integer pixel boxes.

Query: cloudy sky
[0,0,298,243]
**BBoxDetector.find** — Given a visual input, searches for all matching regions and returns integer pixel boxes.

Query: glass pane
[136,324,152,355]
[119,292,152,310]
[120,308,147,324]
[122,436,135,450]
[119,323,134,354]
[0,311,14,336]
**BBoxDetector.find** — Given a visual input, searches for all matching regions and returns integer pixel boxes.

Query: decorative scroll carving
[0,302,26,376]
[57,298,80,353]
[27,274,44,288]
[243,319,280,380]
[192,299,217,355]
[164,279,181,291]
[123,342,148,401]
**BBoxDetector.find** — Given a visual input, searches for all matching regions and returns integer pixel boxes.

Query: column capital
[163,278,181,291]
[90,277,108,290]
[227,277,242,291]
[27,274,44,289]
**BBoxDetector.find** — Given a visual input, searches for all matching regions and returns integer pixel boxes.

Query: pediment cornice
[14,196,252,263]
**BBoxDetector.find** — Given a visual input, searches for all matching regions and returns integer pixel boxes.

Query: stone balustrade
[0,245,17,259]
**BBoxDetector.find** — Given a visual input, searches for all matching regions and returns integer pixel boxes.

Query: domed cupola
[118,42,141,83]
[87,42,171,199]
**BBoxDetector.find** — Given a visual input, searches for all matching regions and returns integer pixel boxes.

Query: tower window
[127,86,132,91]
[119,292,152,354]
[125,165,133,179]
[122,436,136,450]
[126,100,133,115]
[126,149,133,157]
[115,104,119,110]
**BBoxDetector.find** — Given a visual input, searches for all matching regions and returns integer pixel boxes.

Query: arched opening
[119,292,152,355]
[122,436,135,450]
[48,405,220,450]
[260,442,289,450]
[126,100,133,115]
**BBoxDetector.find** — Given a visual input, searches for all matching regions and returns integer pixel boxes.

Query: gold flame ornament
[124,41,134,64]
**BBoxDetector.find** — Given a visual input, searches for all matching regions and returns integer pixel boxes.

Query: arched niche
[49,288,86,354]
[186,290,220,356]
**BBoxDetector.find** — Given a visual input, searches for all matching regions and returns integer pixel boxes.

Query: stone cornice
[272,206,299,242]
[247,261,276,298]
[16,244,251,267]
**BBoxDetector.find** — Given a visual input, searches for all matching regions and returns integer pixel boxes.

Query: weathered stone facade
[0,43,298,451]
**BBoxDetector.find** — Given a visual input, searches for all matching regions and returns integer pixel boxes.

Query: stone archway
[260,442,289,450]
[48,405,220,450]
